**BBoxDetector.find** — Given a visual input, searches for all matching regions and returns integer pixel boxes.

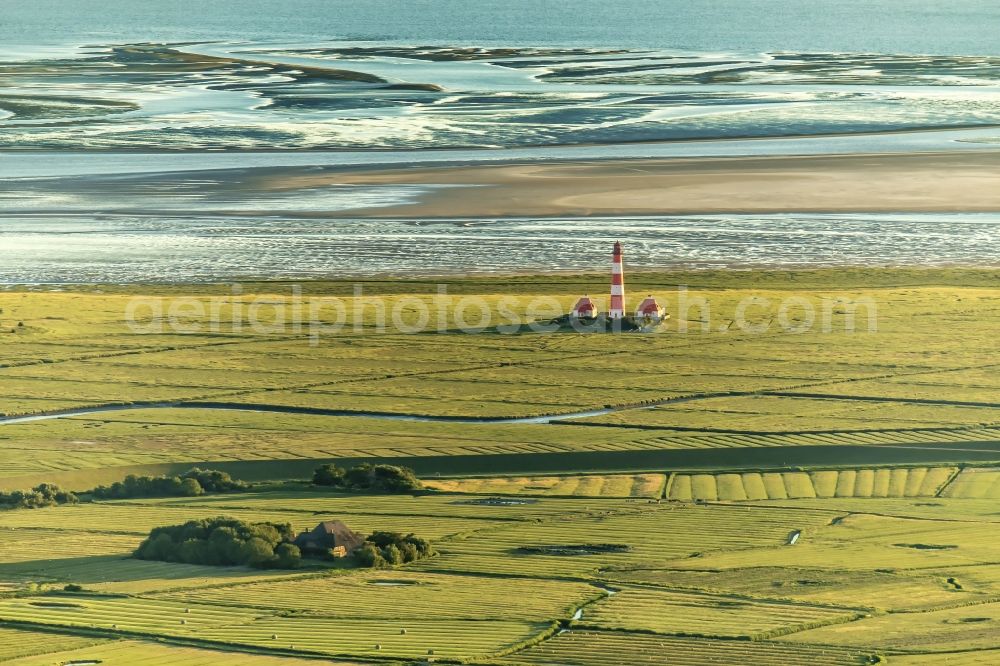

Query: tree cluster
[313,463,422,493]
[91,468,247,500]
[134,516,301,569]
[0,483,78,510]
[355,531,435,567]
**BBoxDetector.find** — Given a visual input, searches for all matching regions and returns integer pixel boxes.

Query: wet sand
[273,151,1000,218]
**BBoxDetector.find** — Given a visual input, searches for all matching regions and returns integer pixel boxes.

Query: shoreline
[3,122,1000,154]
[4,127,1000,181]
[2,266,996,293]
[287,151,1000,218]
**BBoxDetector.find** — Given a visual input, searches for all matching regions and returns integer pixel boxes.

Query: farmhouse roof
[296,520,365,552]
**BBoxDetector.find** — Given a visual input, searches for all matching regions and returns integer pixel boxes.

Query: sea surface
[2,1,999,280]
[3,214,999,284]
[5,0,1000,55]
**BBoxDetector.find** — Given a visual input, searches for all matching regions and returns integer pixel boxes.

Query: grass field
[0,626,106,662]
[667,466,958,501]
[425,473,666,497]
[5,640,363,666]
[0,270,997,486]
[0,269,997,663]
[497,630,876,665]
[603,566,979,612]
[940,467,1000,498]
[779,600,1000,652]
[579,585,862,639]
[410,503,837,578]
[2,488,1000,660]
[155,571,599,621]
[891,650,1000,665]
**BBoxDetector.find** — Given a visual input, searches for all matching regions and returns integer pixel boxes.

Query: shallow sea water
[2,214,997,283]
[2,1,999,279]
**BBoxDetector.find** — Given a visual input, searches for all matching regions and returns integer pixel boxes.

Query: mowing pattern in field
[0,595,261,634]
[603,566,981,612]
[1,277,997,481]
[779,599,1000,652]
[752,497,1000,523]
[940,467,1000,498]
[891,650,1000,666]
[581,586,861,639]
[4,412,998,489]
[662,512,1000,572]
[0,503,502,541]
[194,617,547,661]
[622,425,1000,451]
[0,528,138,563]
[3,490,1000,661]
[497,630,874,666]
[0,626,106,662]
[415,503,836,578]
[573,394,1000,432]
[156,571,598,621]
[0,270,998,666]
[426,473,666,498]
[668,467,957,501]
[130,491,627,521]
[0,594,545,661]
[4,640,353,666]
[0,555,316,596]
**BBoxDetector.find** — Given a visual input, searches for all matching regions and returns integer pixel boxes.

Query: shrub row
[90,468,247,500]
[0,483,77,510]
[135,518,434,570]
[313,463,422,493]
[356,531,435,567]
[134,516,301,569]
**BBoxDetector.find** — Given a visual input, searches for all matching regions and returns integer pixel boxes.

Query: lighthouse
[609,241,625,319]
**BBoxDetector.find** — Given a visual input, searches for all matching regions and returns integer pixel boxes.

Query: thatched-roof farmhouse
[294,520,365,557]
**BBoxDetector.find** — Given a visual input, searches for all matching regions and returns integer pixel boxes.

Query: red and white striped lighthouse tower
[609,240,625,319]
